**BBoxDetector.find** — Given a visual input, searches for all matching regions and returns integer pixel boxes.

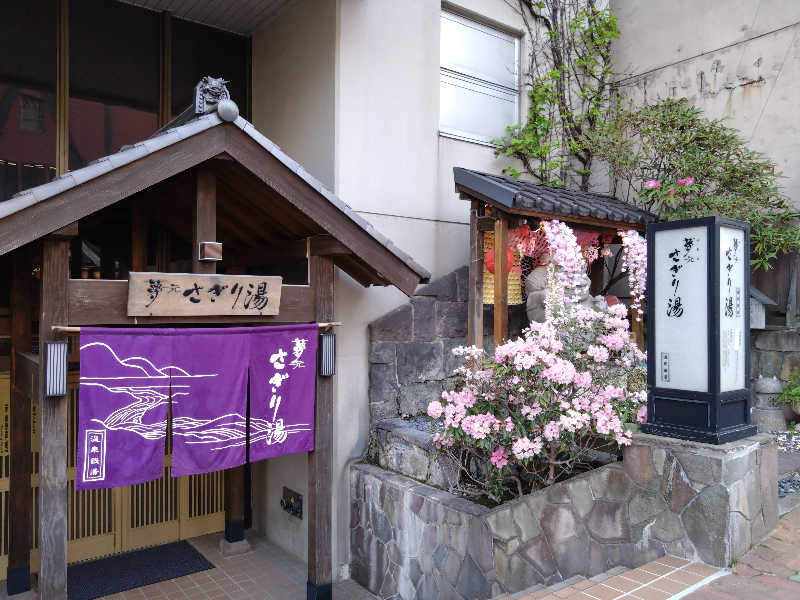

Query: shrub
[427,222,646,502]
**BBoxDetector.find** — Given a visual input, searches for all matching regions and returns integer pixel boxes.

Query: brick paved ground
[685,506,800,600]
[98,533,376,600]
[0,532,376,600]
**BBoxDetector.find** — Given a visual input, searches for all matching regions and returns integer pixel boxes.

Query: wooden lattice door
[0,370,225,580]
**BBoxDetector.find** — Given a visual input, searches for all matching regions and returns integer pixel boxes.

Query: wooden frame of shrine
[453,168,655,349]
[0,94,429,599]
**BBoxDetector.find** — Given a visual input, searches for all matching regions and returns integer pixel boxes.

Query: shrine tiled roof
[454,167,656,228]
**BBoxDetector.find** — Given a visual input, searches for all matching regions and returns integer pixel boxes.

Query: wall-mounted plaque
[644,217,756,445]
[128,272,282,317]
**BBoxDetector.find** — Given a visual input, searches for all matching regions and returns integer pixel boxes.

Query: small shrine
[453,168,656,348]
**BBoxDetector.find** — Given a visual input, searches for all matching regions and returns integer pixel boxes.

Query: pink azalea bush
[427,221,647,502]
[619,230,647,320]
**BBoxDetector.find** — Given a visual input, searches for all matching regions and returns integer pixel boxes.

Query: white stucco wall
[251,0,337,190]
[251,0,528,579]
[249,0,337,563]
[611,0,800,205]
[333,0,528,578]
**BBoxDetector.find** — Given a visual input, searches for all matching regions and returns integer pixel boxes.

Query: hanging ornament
[485,247,513,275]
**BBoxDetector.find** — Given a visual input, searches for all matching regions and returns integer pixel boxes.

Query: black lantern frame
[642,216,757,444]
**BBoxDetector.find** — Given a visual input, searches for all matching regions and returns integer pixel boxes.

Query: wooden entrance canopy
[0,109,429,600]
[453,167,655,349]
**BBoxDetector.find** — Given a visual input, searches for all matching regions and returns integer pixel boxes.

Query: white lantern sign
[643,217,756,444]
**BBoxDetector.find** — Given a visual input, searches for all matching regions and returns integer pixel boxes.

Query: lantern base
[641,421,758,445]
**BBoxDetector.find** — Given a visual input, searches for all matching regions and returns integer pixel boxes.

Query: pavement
[685,505,800,600]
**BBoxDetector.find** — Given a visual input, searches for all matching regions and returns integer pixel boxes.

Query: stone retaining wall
[367,266,527,423]
[752,328,800,384]
[368,267,470,422]
[350,433,778,600]
[750,328,800,430]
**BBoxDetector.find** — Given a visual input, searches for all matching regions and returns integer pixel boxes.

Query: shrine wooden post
[38,225,75,599]
[468,201,484,348]
[307,250,334,600]
[7,249,33,595]
[493,213,509,346]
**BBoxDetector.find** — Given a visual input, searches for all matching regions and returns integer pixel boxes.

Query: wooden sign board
[128,272,282,317]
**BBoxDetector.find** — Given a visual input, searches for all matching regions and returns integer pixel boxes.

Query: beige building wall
[611,0,800,205]
[252,0,528,578]
[249,0,337,564]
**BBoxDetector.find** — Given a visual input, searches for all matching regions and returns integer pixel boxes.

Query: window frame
[438,9,521,147]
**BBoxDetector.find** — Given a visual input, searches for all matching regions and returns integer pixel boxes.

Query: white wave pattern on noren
[79,341,307,450]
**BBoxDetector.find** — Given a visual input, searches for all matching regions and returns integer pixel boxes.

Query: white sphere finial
[217,99,239,122]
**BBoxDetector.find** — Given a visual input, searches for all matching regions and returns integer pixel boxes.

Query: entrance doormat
[67,540,215,600]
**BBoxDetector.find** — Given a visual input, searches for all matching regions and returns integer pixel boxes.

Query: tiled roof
[0,111,430,283]
[454,168,656,227]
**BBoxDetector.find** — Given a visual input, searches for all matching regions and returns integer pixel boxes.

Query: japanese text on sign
[128,272,282,317]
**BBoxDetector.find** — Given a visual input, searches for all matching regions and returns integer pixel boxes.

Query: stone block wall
[350,433,778,599]
[368,265,527,422]
[368,267,470,422]
[750,328,800,430]
[369,418,459,490]
[350,463,494,600]
[752,328,800,382]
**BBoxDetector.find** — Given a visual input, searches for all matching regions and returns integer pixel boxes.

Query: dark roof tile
[454,168,655,227]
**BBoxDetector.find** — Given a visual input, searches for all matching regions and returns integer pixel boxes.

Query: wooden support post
[38,233,72,599]
[468,201,484,348]
[131,202,148,272]
[191,166,247,547]
[7,251,33,596]
[493,215,509,346]
[193,168,217,275]
[307,254,333,600]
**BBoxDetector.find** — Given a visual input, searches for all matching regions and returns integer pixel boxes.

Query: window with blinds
[439,10,520,146]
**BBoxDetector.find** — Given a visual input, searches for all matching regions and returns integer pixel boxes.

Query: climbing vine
[494,0,619,190]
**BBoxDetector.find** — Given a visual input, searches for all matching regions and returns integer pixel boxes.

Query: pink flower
[543,420,561,441]
[637,405,648,424]
[512,436,543,460]
[504,416,514,432]
[587,345,609,363]
[668,188,675,196]
[619,230,647,318]
[521,404,542,420]
[542,357,577,385]
[677,177,694,186]
[643,180,660,188]
[432,432,454,447]
[490,448,508,468]
[427,400,444,419]
[461,413,499,440]
[597,331,626,352]
[573,370,593,388]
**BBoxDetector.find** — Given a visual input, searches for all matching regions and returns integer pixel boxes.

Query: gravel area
[775,430,800,453]
[778,472,800,497]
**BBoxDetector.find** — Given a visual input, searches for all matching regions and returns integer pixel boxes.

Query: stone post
[751,376,787,432]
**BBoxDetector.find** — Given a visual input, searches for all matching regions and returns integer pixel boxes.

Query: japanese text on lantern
[264,336,309,445]
[127,273,282,317]
[720,226,745,392]
[653,225,709,392]
[665,235,701,318]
